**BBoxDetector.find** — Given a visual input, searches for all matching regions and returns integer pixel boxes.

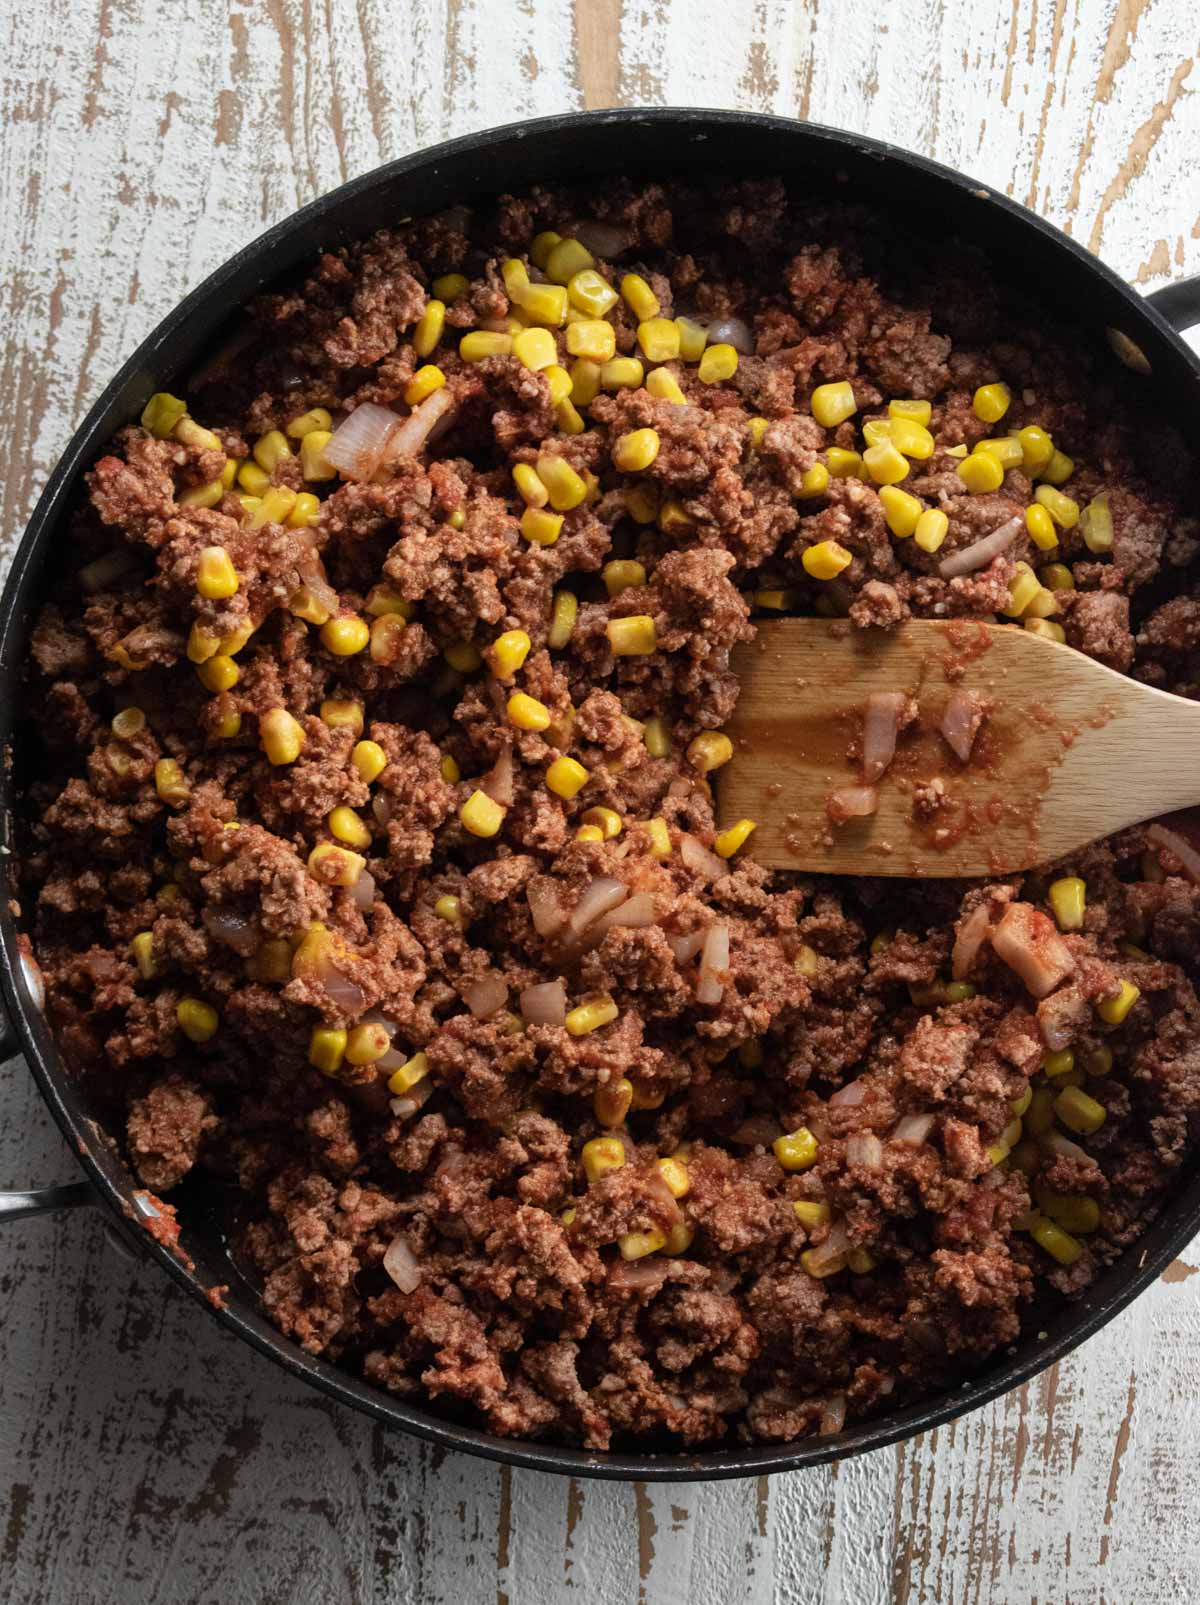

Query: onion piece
[829,1079,866,1109]
[323,967,366,1014]
[608,1257,669,1293]
[668,930,705,965]
[383,385,457,465]
[991,902,1074,999]
[706,316,754,354]
[1036,985,1089,1051]
[827,785,879,824]
[938,515,1023,579]
[372,794,394,826]
[520,978,567,1027]
[383,1232,422,1293]
[463,973,507,1018]
[201,907,258,956]
[805,1219,850,1276]
[679,833,726,881]
[594,892,656,934]
[351,868,377,911]
[481,746,514,807]
[324,403,402,481]
[863,692,907,784]
[893,1113,936,1146]
[951,901,993,980]
[846,1132,883,1169]
[527,878,567,938]
[818,1392,847,1437]
[941,690,986,763]
[1147,822,1200,884]
[1040,1130,1091,1164]
[568,877,627,935]
[696,919,730,1005]
[572,220,631,258]
[390,1078,434,1120]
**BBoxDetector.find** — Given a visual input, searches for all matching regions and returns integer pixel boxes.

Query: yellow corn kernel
[1048,876,1086,932]
[671,315,706,360]
[792,944,819,977]
[1025,618,1066,643]
[555,397,585,435]
[746,416,770,449]
[802,540,852,581]
[1097,979,1139,1025]
[1011,1085,1034,1117]
[509,327,555,373]
[525,230,560,270]
[307,842,366,888]
[481,633,529,684]
[158,884,180,905]
[186,623,220,664]
[507,692,551,732]
[957,452,1005,493]
[1024,1088,1054,1138]
[1083,1045,1114,1080]
[715,819,756,858]
[1002,569,1042,618]
[576,824,604,843]
[177,997,218,1043]
[249,487,297,528]
[793,1199,831,1231]
[285,587,329,629]
[656,1221,690,1256]
[432,269,469,299]
[364,614,405,664]
[687,731,733,774]
[599,356,644,392]
[513,463,549,508]
[217,619,254,657]
[260,708,306,765]
[141,392,188,437]
[536,455,587,512]
[580,1135,628,1188]
[847,1248,876,1274]
[565,319,616,363]
[1028,1214,1083,1265]
[752,590,795,611]
[129,931,156,981]
[442,641,481,675]
[433,755,459,788]
[544,238,594,285]
[618,271,657,320]
[320,616,369,657]
[1015,425,1054,474]
[1035,1190,1100,1235]
[501,258,530,297]
[179,480,224,509]
[658,500,697,540]
[863,441,909,486]
[607,615,657,656]
[973,383,1011,423]
[196,655,239,693]
[308,1026,347,1074]
[341,1021,389,1067]
[219,456,239,489]
[285,407,332,440]
[1034,485,1079,530]
[299,430,336,481]
[566,995,618,1037]
[890,398,933,425]
[460,789,505,838]
[327,805,372,850]
[1039,563,1074,592]
[521,506,564,546]
[434,893,465,929]
[976,438,1024,473]
[546,756,589,799]
[636,318,681,363]
[403,364,446,406]
[586,1078,631,1129]
[878,485,922,538]
[914,509,950,553]
[287,492,321,529]
[515,281,570,326]
[1040,449,1075,485]
[802,1244,848,1280]
[698,343,738,384]
[320,699,364,735]
[565,358,600,408]
[251,430,290,473]
[633,819,669,864]
[1080,491,1114,553]
[645,367,687,405]
[413,298,446,358]
[460,330,512,363]
[811,381,857,428]
[789,463,828,503]
[581,806,621,840]
[655,1157,689,1200]
[174,417,222,453]
[546,589,578,650]
[773,1127,819,1171]
[111,706,146,741]
[825,448,865,480]
[1043,1049,1076,1079]
[604,560,646,597]
[1054,1085,1106,1136]
[1025,504,1058,551]
[351,740,387,784]
[387,1050,430,1096]
[617,1228,666,1260]
[568,268,618,317]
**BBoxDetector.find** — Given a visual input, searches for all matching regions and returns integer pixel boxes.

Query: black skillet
[3,108,1199,1482]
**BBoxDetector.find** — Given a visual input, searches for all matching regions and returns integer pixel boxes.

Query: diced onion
[991,902,1074,999]
[527,879,567,938]
[1036,985,1089,1051]
[846,1132,883,1168]
[679,833,726,881]
[569,877,627,935]
[951,902,993,980]
[389,1078,434,1120]
[351,869,377,911]
[893,1113,936,1146]
[572,221,631,258]
[805,1219,850,1276]
[608,1258,669,1293]
[594,892,656,934]
[668,930,705,964]
[481,746,514,807]
[201,907,257,956]
[696,919,730,1005]
[372,794,395,825]
[324,403,402,481]
[938,516,1023,578]
[384,385,457,465]
[1041,1130,1090,1164]
[941,690,985,763]
[706,316,754,354]
[829,1079,866,1109]
[818,1392,847,1436]
[322,967,366,1014]
[463,973,507,1017]
[863,692,906,784]
[520,978,567,1027]
[1147,822,1200,885]
[827,786,879,823]
[383,1232,422,1293]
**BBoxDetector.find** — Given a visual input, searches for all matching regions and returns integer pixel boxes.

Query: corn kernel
[1034,484,1079,530]
[1011,1085,1033,1117]
[320,616,369,657]
[320,700,364,735]
[412,298,446,358]
[1054,1085,1107,1136]
[460,789,505,837]
[661,498,700,537]
[1084,1045,1114,1079]
[432,271,468,301]
[344,1022,390,1067]
[564,267,616,316]
[177,997,218,1043]
[1080,491,1113,553]
[249,487,297,528]
[505,329,554,377]
[644,818,672,858]
[645,367,687,405]
[773,1127,819,1171]
[287,586,331,627]
[802,1246,848,1278]
[518,281,572,326]
[1039,563,1075,591]
[863,441,909,485]
[1029,1214,1083,1265]
[566,995,618,1037]
[500,258,529,297]
[507,692,551,732]
[1022,504,1057,551]
[957,452,1005,493]
[581,806,621,840]
[307,1026,347,1074]
[1025,618,1066,643]
[604,560,646,597]
[286,492,321,529]
[184,621,219,664]
[1047,876,1086,932]
[1002,569,1042,618]
[973,383,1011,423]
[802,540,852,580]
[747,416,770,448]
[196,654,240,693]
[698,343,738,384]
[535,455,587,512]
[174,417,222,453]
[607,615,657,656]
[600,356,645,390]
[350,740,387,785]
[295,429,334,481]
[1040,449,1074,485]
[811,381,857,429]
[546,589,578,650]
[715,818,756,858]
[655,1157,689,1200]
[788,463,828,504]
[441,642,480,677]
[576,824,604,843]
[513,464,549,507]
[634,318,678,364]
[674,316,708,361]
[327,805,372,850]
[825,447,865,480]
[366,614,405,664]
[564,318,614,363]
[618,272,658,320]
[141,392,188,437]
[219,456,239,490]
[615,1228,665,1260]
[1015,425,1054,474]
[461,330,513,363]
[1024,1088,1054,1138]
[521,506,563,546]
[434,894,465,929]
[1043,1049,1076,1079]
[546,756,589,799]
[129,931,156,980]
[1034,1190,1100,1235]
[889,398,932,425]
[878,485,922,538]
[914,509,950,553]
[752,590,795,611]
[249,430,289,474]
[307,842,365,887]
[387,1050,430,1096]
[591,1077,633,1127]
[179,480,224,509]
[542,238,592,285]
[1097,978,1139,1025]
[260,708,305,765]
[793,1199,831,1230]
[488,629,532,679]
[364,586,414,621]
[687,731,732,774]
[404,364,446,406]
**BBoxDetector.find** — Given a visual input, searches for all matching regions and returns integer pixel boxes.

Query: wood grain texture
[1,2,1198,1602]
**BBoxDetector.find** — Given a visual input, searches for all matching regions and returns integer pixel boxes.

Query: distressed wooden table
[3,3,1199,1601]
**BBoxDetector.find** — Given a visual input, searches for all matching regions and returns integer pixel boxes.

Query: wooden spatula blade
[719,618,1200,878]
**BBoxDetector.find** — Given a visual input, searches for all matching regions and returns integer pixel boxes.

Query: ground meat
[19,179,1200,1455]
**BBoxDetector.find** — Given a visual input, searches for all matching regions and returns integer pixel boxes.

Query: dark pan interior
[4,108,1200,1482]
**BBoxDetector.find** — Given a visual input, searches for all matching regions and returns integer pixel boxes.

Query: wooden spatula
[719,617,1197,878]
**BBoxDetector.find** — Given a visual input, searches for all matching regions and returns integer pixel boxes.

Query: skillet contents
[20,179,1200,1449]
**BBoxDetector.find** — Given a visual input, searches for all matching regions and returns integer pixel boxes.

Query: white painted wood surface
[2,2,1199,1600]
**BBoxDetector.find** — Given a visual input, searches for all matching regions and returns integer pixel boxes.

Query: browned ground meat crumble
[19,178,1200,1451]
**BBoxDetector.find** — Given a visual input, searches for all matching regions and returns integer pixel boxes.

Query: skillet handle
[0,1182,97,1222]
[1146,274,1200,335]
